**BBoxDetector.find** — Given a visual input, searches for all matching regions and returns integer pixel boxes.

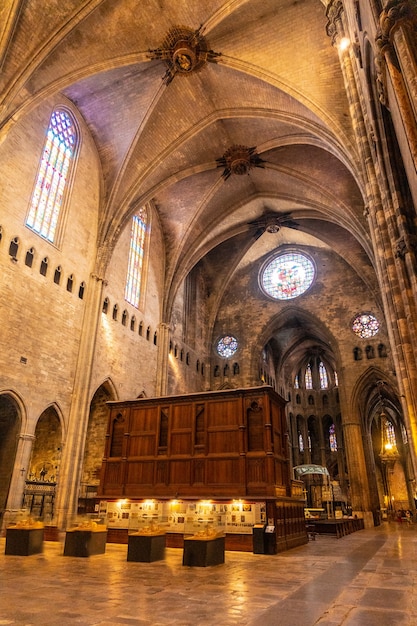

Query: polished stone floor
[1,523,417,625]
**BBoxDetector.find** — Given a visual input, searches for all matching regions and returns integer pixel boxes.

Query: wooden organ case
[98,386,307,552]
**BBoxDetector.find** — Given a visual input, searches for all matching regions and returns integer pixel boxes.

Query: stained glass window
[305,363,313,389]
[294,374,299,389]
[26,109,77,243]
[319,361,328,389]
[216,335,238,358]
[352,313,380,338]
[298,433,304,452]
[125,208,148,308]
[334,371,339,387]
[261,251,315,300]
[329,424,337,452]
[385,421,396,447]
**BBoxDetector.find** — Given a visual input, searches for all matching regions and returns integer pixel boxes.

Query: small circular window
[216,335,238,358]
[261,251,315,300]
[352,313,380,338]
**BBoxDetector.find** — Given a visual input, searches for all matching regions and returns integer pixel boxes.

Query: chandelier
[148,26,221,85]
[216,145,266,180]
[248,211,299,234]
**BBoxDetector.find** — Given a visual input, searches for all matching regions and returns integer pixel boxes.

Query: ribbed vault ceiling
[0,0,377,360]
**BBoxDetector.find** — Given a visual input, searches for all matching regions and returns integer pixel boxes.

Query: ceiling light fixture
[216,145,266,180]
[148,25,221,85]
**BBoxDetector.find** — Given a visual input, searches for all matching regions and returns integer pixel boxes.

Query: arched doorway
[257,309,350,513]
[0,394,21,525]
[24,406,62,522]
[366,380,414,521]
[78,382,116,515]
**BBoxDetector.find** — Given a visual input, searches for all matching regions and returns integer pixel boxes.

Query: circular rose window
[352,313,380,338]
[216,335,238,358]
[261,251,315,300]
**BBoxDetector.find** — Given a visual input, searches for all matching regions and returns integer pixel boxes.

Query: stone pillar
[54,273,105,530]
[376,1,417,167]
[155,322,171,396]
[2,433,35,527]
[325,2,389,522]
[326,0,417,509]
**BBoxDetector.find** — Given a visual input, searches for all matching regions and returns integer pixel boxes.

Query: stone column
[325,2,389,523]
[155,322,171,396]
[3,433,35,527]
[54,273,105,530]
[327,0,417,498]
[376,1,417,167]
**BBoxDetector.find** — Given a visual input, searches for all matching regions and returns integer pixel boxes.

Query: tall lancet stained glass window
[26,109,77,243]
[319,361,328,389]
[305,363,313,389]
[329,424,337,452]
[125,208,148,308]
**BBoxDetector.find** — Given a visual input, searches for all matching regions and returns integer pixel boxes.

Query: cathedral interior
[1,0,417,541]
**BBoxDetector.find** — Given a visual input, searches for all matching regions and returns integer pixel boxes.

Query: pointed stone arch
[30,404,64,481]
[78,379,118,514]
[0,391,24,525]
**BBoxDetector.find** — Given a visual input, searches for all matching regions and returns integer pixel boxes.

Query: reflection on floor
[0,523,416,625]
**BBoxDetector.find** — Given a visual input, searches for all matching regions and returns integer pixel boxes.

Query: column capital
[376,1,416,53]
[91,273,108,285]
[380,1,416,39]
[19,433,36,441]
[325,0,344,46]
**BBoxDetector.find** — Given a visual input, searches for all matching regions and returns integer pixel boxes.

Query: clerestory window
[26,109,78,243]
[125,207,148,309]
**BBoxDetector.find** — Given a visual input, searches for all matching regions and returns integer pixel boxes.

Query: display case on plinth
[127,531,166,562]
[63,517,107,557]
[5,516,44,556]
[127,517,166,562]
[183,528,225,567]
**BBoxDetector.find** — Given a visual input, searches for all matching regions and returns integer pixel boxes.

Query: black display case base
[63,530,107,557]
[183,535,225,567]
[5,527,44,556]
[127,532,166,562]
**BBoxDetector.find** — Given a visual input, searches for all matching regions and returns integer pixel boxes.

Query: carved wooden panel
[207,458,241,485]
[169,460,191,484]
[207,430,240,454]
[194,404,205,446]
[247,457,266,483]
[247,401,264,451]
[169,432,192,455]
[103,461,122,485]
[128,434,156,457]
[158,407,169,448]
[171,403,193,429]
[109,415,125,457]
[206,399,239,427]
[126,461,154,485]
[130,406,158,432]
[192,459,205,484]
[156,461,169,485]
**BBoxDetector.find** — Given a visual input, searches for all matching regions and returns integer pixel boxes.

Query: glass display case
[63,514,107,557]
[5,510,44,556]
[6,509,44,529]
